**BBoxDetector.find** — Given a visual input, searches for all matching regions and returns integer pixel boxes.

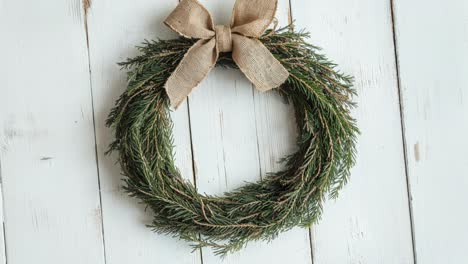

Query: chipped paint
[414,142,420,162]
[82,0,91,16]
[82,0,92,49]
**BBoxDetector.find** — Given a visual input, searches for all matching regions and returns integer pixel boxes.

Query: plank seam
[186,99,199,190]
[0,160,7,264]
[82,0,108,263]
[251,88,264,180]
[179,0,203,259]
[287,0,315,263]
[389,0,417,263]
[1,223,6,264]
[185,99,204,263]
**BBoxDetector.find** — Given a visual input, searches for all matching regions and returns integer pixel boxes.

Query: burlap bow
[164,0,289,108]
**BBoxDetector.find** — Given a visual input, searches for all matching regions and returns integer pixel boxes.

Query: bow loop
[164,0,214,39]
[164,0,289,108]
[230,0,277,37]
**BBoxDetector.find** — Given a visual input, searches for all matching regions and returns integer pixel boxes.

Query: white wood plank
[249,0,314,262]
[291,0,415,263]
[254,0,297,189]
[0,0,105,263]
[85,0,200,263]
[188,0,313,262]
[393,1,468,263]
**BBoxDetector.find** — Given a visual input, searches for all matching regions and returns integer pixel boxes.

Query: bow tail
[165,38,218,108]
[231,35,289,92]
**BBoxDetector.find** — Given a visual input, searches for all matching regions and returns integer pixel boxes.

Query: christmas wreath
[107,0,358,256]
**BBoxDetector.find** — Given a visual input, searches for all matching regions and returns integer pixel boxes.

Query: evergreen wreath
[107,25,358,255]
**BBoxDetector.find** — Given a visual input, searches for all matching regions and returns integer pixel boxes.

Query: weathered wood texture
[291,0,414,263]
[86,0,199,263]
[0,0,105,263]
[393,0,468,263]
[188,0,312,262]
[1,0,467,263]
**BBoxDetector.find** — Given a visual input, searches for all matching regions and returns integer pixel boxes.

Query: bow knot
[164,0,289,108]
[215,25,233,52]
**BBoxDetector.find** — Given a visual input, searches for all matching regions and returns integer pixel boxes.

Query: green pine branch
[107,25,358,256]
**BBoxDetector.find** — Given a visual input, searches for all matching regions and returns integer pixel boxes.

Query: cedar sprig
[107,25,358,256]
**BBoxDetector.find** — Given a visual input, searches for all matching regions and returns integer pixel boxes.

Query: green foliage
[107,25,358,256]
